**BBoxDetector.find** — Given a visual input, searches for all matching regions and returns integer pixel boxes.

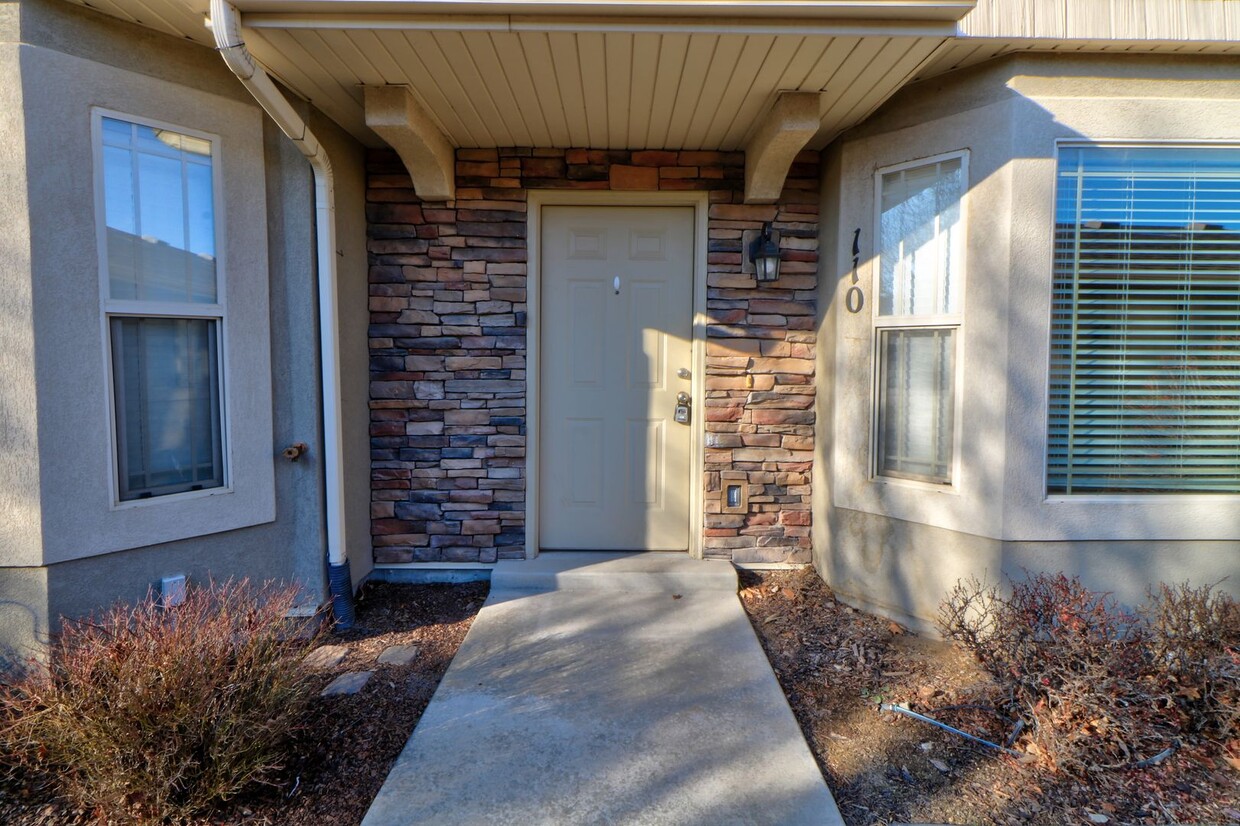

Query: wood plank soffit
[743,92,822,204]
[364,85,456,201]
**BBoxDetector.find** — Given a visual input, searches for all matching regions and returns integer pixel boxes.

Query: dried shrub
[1147,581,1240,738]
[0,580,318,824]
[938,573,1238,776]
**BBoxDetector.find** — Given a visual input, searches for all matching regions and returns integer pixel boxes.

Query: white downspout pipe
[209,0,354,626]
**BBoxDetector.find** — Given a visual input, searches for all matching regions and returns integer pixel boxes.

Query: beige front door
[540,206,695,550]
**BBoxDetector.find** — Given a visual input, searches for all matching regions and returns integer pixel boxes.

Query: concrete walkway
[361,552,844,826]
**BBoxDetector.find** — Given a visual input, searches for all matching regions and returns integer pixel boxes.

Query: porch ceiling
[63,0,963,151]
[246,26,948,150]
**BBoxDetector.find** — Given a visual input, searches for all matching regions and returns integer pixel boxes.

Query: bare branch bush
[1147,581,1240,739]
[0,580,319,824]
[939,573,1237,777]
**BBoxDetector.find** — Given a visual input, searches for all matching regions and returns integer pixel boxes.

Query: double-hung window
[873,153,966,484]
[97,112,226,502]
[1047,145,1240,495]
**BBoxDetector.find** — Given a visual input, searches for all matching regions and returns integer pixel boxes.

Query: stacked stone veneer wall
[368,147,818,564]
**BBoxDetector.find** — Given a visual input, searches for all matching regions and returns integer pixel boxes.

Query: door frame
[526,191,709,560]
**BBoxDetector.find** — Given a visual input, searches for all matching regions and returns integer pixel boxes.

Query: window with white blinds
[1047,145,1240,495]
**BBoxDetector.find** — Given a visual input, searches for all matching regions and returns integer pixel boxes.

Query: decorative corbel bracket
[363,85,455,201]
[743,91,823,204]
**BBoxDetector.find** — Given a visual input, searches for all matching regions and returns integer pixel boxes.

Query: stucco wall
[21,13,276,561]
[0,13,42,570]
[814,54,1240,632]
[1000,57,1240,542]
[0,567,46,673]
[262,113,330,600]
[0,0,369,660]
[0,2,17,38]
[1,112,345,662]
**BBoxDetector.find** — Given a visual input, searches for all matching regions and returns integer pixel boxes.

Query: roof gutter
[235,0,975,22]
[209,0,355,628]
[241,13,960,36]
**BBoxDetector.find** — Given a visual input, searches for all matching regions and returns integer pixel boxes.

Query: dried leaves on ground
[0,581,487,826]
[739,568,1240,826]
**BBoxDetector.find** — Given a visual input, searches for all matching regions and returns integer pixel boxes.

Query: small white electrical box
[161,574,187,608]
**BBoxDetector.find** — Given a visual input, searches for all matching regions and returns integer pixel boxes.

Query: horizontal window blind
[878,328,956,483]
[1048,146,1240,494]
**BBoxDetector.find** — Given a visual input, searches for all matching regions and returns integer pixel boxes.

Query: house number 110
[845,228,865,314]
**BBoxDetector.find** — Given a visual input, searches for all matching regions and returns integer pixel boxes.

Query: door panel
[541,206,694,550]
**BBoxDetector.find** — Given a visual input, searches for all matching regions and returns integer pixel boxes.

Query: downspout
[209,0,355,627]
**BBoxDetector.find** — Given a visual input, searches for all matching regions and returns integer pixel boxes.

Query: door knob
[674,392,691,424]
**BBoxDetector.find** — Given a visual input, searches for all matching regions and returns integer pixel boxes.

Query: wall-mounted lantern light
[746,222,781,282]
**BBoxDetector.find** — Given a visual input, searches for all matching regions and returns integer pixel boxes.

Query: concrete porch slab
[491,550,740,593]
[361,552,843,826]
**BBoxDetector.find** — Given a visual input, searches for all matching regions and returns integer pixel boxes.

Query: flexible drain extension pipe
[209,0,355,628]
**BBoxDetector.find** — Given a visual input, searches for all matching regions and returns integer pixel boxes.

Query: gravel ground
[738,568,1240,826]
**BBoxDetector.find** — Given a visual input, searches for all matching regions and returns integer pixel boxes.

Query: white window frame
[91,108,233,509]
[1043,139,1240,502]
[870,150,969,489]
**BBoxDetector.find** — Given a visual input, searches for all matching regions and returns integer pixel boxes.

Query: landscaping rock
[304,644,348,670]
[321,671,372,696]
[377,644,421,666]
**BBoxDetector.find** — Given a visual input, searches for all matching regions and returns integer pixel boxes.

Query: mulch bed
[739,568,1240,826]
[0,580,488,826]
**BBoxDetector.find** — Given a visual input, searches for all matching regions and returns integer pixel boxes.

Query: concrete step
[491,551,738,593]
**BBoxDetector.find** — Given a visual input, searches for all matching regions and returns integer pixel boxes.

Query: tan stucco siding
[0,1,380,664]
[1001,57,1240,542]
[0,35,43,570]
[814,53,1240,631]
[22,39,276,563]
